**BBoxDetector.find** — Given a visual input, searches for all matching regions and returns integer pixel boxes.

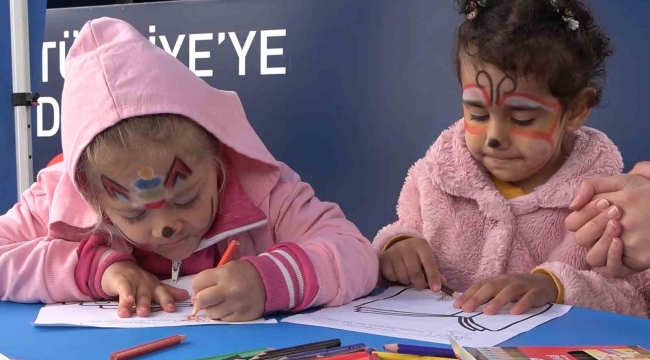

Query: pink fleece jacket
[374,120,650,318]
[0,17,378,314]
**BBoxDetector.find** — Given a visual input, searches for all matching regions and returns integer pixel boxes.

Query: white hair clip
[549,0,580,31]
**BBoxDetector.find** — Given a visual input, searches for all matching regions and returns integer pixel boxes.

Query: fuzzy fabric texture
[375,119,650,318]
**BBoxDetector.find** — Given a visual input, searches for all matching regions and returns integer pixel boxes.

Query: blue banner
[36,0,650,238]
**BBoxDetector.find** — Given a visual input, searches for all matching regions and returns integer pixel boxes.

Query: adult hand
[566,162,650,276]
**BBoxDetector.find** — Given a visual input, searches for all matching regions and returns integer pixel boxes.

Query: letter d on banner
[36,97,60,137]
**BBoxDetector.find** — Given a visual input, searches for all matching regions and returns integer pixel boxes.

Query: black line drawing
[353,288,553,332]
[61,300,194,314]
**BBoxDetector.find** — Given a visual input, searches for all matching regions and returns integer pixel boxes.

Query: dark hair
[454,0,613,108]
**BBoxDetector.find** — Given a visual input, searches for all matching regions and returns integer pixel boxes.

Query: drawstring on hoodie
[171,260,182,284]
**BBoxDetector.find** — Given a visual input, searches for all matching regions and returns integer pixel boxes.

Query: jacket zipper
[171,260,182,284]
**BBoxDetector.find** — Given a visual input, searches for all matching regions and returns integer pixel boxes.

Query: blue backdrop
[17,0,650,240]
[0,0,47,213]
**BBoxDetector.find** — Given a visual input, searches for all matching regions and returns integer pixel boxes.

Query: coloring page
[34,275,276,328]
[283,287,570,347]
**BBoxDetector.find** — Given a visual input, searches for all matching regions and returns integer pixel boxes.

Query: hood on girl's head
[61,17,279,203]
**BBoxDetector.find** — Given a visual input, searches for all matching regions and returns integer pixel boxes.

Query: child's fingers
[416,246,441,292]
[483,285,522,315]
[379,255,398,282]
[114,277,135,318]
[191,268,220,293]
[402,248,428,290]
[460,282,500,313]
[204,301,234,321]
[163,283,190,301]
[453,281,482,309]
[194,285,226,312]
[510,291,537,315]
[388,251,410,285]
[152,285,176,313]
[134,284,152,317]
[585,219,619,267]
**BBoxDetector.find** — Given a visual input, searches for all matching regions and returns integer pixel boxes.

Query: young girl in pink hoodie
[375,0,650,318]
[0,17,378,321]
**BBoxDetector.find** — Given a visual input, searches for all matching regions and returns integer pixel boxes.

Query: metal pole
[9,0,34,197]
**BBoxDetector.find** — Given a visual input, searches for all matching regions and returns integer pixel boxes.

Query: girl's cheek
[520,138,554,170]
[465,133,483,157]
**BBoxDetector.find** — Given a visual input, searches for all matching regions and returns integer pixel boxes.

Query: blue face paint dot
[133,177,163,190]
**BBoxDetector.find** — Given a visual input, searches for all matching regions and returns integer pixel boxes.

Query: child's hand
[379,237,444,291]
[101,261,190,318]
[191,260,266,322]
[453,274,558,315]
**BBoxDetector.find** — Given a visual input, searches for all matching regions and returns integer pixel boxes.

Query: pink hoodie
[374,120,650,318]
[0,17,378,314]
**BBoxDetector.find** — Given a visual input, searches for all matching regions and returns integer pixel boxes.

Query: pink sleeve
[373,161,426,252]
[538,261,650,317]
[75,234,134,300]
[243,164,378,314]
[0,183,89,303]
[538,232,650,317]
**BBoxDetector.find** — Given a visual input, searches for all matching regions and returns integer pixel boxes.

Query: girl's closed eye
[122,211,146,224]
[173,194,200,209]
[511,118,534,127]
[469,114,489,122]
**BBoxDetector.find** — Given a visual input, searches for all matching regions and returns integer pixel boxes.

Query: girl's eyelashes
[119,194,200,224]
[122,211,146,224]
[469,114,489,122]
[512,118,534,126]
[173,194,200,209]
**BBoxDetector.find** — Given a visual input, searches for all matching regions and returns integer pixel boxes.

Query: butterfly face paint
[461,69,564,183]
[101,156,194,209]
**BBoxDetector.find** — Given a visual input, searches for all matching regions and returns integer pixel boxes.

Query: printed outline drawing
[57,302,221,323]
[353,288,553,332]
[61,300,194,314]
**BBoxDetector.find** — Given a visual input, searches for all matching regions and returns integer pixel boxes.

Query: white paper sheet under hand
[34,275,276,328]
[282,286,570,347]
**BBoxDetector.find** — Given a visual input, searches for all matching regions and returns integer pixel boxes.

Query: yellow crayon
[373,351,453,360]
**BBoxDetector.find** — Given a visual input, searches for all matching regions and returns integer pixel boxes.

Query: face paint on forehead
[130,157,194,207]
[101,176,130,202]
[101,157,194,208]
[464,70,521,107]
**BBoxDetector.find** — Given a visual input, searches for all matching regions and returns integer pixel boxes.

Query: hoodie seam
[88,21,120,119]
[27,187,48,231]
[270,180,301,235]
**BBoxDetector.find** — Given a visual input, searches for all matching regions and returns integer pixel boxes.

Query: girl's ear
[563,88,596,132]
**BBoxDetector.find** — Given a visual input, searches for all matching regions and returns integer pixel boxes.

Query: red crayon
[109,334,186,360]
[325,351,378,360]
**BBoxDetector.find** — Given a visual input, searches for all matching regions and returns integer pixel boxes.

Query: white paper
[283,287,571,347]
[34,275,276,328]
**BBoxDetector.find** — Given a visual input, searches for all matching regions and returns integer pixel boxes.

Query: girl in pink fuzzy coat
[375,0,650,318]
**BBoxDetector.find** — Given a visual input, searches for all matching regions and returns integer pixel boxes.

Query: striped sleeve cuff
[90,250,135,299]
[243,243,319,314]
